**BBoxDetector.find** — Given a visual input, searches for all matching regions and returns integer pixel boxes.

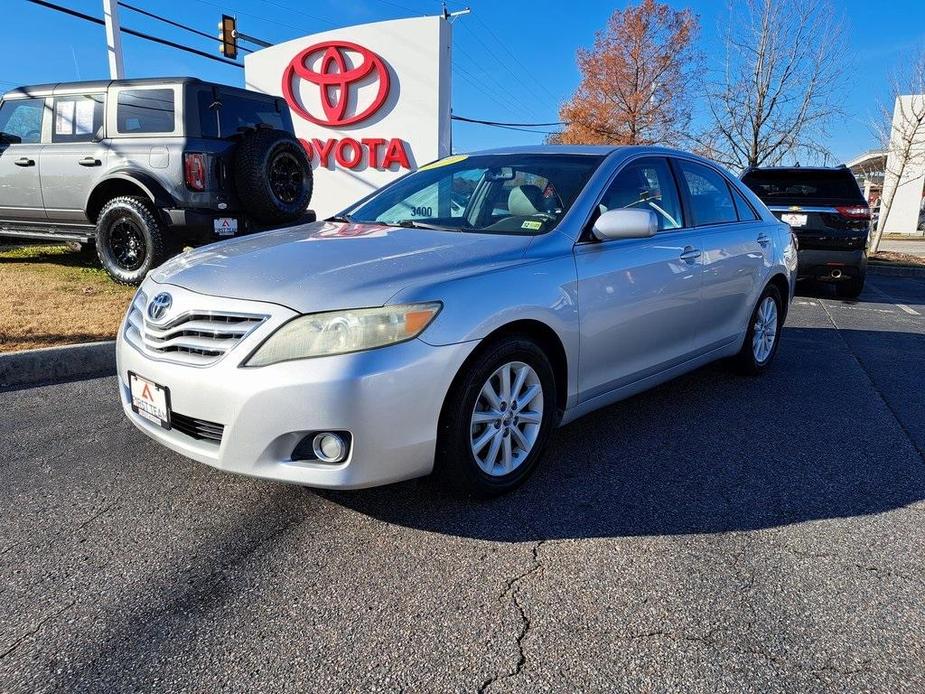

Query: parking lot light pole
[103,0,125,79]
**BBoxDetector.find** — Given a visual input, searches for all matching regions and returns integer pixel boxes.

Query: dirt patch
[871,251,925,268]
[0,245,135,353]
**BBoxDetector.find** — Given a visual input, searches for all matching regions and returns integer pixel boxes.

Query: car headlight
[244,302,442,366]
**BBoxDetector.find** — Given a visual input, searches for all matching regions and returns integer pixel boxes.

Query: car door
[574,156,705,402]
[40,91,108,224]
[673,159,769,348]
[0,97,47,222]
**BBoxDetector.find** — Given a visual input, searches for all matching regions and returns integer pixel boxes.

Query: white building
[850,94,925,235]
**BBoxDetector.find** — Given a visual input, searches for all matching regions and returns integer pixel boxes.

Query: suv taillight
[836,205,871,220]
[184,153,207,192]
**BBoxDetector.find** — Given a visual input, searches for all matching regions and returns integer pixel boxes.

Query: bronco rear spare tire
[234,128,313,225]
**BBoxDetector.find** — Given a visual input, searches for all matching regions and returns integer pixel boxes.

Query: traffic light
[218,14,237,60]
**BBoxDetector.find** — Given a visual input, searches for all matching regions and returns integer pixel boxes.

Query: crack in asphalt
[0,501,115,558]
[818,297,925,464]
[479,539,546,693]
[0,599,76,661]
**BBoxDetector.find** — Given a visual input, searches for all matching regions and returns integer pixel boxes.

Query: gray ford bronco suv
[0,77,313,284]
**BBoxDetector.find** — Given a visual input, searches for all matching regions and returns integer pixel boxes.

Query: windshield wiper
[328,214,355,223]
[393,219,459,231]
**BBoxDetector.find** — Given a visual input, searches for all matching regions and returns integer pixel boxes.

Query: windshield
[343,153,605,234]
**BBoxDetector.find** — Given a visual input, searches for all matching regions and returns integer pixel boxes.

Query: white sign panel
[245,16,453,218]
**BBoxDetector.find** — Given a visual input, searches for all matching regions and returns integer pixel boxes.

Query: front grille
[125,291,266,366]
[171,412,224,443]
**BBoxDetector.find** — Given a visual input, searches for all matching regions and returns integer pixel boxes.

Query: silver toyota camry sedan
[117,146,797,495]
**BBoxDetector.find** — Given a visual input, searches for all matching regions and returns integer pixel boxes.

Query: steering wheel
[23,129,40,141]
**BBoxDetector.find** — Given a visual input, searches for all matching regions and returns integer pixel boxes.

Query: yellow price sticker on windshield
[418,154,469,172]
[521,220,543,231]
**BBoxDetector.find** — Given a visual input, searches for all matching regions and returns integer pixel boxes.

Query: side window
[53,94,104,143]
[117,89,175,134]
[0,99,44,144]
[730,184,759,221]
[599,157,683,231]
[676,161,738,226]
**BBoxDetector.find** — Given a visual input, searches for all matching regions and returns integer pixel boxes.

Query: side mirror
[0,131,22,145]
[592,208,657,241]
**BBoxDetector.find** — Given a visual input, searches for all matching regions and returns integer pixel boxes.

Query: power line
[118,1,253,54]
[26,0,243,68]
[471,14,561,105]
[452,115,567,127]
[187,0,307,35]
[252,0,337,29]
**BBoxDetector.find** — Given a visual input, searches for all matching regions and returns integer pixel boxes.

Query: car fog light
[312,432,347,463]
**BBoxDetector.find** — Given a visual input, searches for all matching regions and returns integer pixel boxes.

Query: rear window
[197,91,285,138]
[117,89,175,134]
[741,169,864,203]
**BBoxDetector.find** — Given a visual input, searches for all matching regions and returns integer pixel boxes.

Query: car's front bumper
[116,284,478,489]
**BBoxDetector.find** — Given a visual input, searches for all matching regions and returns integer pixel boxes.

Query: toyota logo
[282,40,391,127]
[147,293,172,321]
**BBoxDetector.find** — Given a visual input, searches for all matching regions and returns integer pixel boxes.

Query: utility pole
[102,0,125,79]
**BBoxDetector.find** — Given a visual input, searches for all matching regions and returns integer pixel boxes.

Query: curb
[868,263,925,278]
[0,340,116,389]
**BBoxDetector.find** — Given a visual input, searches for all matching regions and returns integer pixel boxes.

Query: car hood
[150,220,535,313]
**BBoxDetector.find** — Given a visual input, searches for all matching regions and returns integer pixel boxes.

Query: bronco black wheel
[95,196,166,285]
[234,129,313,225]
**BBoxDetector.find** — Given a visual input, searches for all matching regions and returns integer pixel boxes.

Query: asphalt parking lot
[2,274,924,693]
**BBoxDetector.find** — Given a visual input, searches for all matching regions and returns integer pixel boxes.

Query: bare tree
[697,0,847,170]
[869,52,925,252]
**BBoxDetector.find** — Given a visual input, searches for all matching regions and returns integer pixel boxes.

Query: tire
[733,284,783,376]
[234,129,313,225]
[435,337,557,497]
[95,196,166,285]
[835,274,865,299]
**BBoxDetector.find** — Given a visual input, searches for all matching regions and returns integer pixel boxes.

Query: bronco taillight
[184,153,207,192]
[836,205,871,220]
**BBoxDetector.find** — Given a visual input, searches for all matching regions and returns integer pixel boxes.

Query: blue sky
[3,0,924,162]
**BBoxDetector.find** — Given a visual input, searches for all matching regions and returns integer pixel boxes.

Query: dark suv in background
[0,77,312,284]
[741,166,870,298]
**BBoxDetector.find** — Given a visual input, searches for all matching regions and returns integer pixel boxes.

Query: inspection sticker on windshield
[418,154,469,171]
[521,220,543,230]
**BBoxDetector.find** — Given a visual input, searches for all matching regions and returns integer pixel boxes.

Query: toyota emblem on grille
[148,293,173,321]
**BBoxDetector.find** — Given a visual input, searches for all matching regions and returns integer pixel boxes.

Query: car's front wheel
[436,337,557,496]
[95,196,166,285]
[734,283,784,375]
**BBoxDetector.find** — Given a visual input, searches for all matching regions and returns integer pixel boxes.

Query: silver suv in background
[0,77,313,283]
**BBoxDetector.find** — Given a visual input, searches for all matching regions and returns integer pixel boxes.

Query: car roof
[457,144,694,158]
[743,165,850,173]
[0,77,265,100]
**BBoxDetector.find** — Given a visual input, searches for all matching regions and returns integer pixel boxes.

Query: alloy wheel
[268,151,304,204]
[469,361,544,477]
[109,217,146,271]
[752,296,778,364]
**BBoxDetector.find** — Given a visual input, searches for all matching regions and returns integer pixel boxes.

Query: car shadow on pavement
[322,326,925,542]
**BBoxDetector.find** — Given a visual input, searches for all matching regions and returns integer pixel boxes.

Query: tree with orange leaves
[553,0,699,146]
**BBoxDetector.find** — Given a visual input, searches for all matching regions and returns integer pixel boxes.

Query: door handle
[78,157,101,167]
[757,233,771,247]
[680,246,702,263]
[14,157,34,167]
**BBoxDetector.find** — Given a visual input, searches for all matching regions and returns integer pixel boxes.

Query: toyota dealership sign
[245,16,453,217]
